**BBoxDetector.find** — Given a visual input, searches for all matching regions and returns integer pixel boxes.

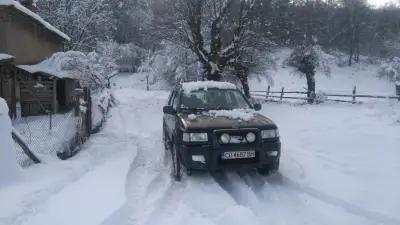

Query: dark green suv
[163,81,281,180]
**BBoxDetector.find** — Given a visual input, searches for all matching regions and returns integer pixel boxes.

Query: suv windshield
[180,89,250,111]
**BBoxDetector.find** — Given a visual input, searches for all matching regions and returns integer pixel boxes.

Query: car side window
[168,92,175,106]
[172,92,180,110]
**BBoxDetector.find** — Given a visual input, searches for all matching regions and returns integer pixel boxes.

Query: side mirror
[254,103,262,111]
[163,106,176,114]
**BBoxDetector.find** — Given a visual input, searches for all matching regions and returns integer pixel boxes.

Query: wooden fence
[250,85,400,104]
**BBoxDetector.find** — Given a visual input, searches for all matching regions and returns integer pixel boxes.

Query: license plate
[222,151,256,160]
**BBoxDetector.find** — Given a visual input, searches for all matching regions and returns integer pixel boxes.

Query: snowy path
[1,73,399,225]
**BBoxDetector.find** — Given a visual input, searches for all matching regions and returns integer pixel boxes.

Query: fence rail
[251,85,400,104]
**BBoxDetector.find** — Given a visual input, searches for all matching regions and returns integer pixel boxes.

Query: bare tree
[151,0,268,97]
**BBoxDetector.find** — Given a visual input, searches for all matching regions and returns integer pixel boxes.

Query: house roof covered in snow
[0,53,14,63]
[17,52,79,79]
[0,0,70,41]
[16,51,86,79]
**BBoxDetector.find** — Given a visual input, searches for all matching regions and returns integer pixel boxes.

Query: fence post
[87,88,92,137]
[266,85,270,101]
[49,112,52,131]
[352,86,357,104]
[146,75,149,91]
[280,87,284,102]
[84,87,92,137]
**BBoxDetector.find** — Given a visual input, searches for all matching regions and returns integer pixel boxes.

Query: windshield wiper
[181,107,207,112]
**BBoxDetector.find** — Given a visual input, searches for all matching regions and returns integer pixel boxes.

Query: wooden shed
[17,64,79,116]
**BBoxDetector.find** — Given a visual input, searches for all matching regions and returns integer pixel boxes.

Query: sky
[368,0,399,7]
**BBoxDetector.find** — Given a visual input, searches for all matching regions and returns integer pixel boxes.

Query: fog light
[246,132,256,143]
[192,155,205,163]
[267,151,279,157]
[220,133,231,144]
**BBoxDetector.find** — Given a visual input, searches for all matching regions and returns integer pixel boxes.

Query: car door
[170,91,180,140]
[165,91,177,141]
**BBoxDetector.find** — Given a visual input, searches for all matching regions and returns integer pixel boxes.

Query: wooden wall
[0,7,65,65]
[18,72,56,116]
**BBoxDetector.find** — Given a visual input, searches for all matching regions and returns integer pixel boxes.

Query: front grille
[214,129,259,146]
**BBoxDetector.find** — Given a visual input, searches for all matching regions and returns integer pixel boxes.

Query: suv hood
[179,112,277,131]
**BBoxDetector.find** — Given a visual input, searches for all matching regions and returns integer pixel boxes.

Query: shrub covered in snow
[25,51,118,90]
[379,57,400,85]
[91,89,115,132]
[0,98,19,186]
[97,41,146,73]
[139,43,200,86]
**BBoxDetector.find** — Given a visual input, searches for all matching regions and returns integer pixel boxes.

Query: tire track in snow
[1,106,133,225]
[268,174,400,225]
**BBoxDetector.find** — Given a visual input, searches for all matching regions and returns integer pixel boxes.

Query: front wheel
[171,143,182,181]
[163,123,171,151]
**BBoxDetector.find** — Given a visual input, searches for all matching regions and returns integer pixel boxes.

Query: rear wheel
[171,143,182,181]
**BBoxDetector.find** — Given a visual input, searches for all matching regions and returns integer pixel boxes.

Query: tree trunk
[238,73,250,98]
[205,63,222,81]
[306,72,316,104]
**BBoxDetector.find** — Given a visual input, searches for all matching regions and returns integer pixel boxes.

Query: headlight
[246,132,256,143]
[261,129,279,139]
[183,133,208,142]
[220,133,231,144]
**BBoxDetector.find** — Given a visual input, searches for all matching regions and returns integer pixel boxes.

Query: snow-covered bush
[97,41,146,72]
[0,98,19,186]
[139,42,200,86]
[286,45,331,76]
[379,57,400,85]
[315,91,328,104]
[38,51,117,90]
[91,89,115,132]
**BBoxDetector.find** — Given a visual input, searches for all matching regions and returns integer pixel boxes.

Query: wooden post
[52,78,57,113]
[85,87,92,137]
[49,112,52,131]
[396,84,400,101]
[146,75,149,91]
[266,85,270,101]
[10,68,17,119]
[280,87,284,102]
[352,86,357,104]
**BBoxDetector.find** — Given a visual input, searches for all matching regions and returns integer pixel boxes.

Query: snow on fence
[12,88,114,166]
[251,85,400,104]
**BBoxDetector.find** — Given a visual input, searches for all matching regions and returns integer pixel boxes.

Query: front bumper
[179,139,281,171]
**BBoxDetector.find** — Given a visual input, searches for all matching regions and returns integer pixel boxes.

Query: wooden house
[0,0,73,117]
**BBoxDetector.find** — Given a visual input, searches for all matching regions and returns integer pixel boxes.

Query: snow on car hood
[179,109,276,130]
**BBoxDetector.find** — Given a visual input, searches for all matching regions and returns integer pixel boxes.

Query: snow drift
[0,98,19,186]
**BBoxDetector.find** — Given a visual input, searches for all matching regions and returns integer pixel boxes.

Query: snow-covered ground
[1,66,399,225]
[0,98,19,187]
[250,48,395,96]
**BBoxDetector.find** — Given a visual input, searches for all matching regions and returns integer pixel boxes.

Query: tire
[162,124,169,151]
[171,142,182,181]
